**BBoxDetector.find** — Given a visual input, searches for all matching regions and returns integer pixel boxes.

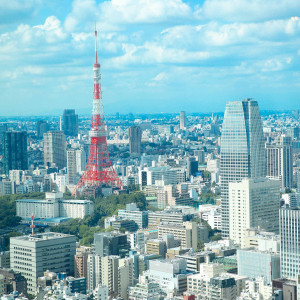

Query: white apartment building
[229,178,280,248]
[266,135,293,189]
[201,209,222,230]
[144,259,187,294]
[87,254,133,300]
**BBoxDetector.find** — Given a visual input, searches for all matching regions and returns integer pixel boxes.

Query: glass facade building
[63,109,78,137]
[2,131,28,174]
[220,99,265,237]
[280,208,300,279]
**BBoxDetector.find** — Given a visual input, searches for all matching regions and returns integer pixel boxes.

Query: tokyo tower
[72,24,122,196]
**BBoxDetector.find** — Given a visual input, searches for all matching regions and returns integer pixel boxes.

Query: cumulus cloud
[107,42,210,68]
[161,17,300,48]
[64,0,193,32]
[100,0,192,24]
[198,0,300,22]
[0,16,67,59]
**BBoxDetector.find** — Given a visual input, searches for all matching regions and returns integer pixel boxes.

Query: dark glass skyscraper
[0,123,8,155]
[63,109,78,137]
[220,99,265,237]
[2,131,28,174]
[37,120,50,139]
[129,126,142,154]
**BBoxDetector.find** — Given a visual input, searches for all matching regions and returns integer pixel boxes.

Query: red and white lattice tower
[72,24,122,196]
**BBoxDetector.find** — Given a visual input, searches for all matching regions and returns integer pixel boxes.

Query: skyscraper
[266,135,293,189]
[129,126,142,154]
[229,177,280,247]
[0,123,8,155]
[280,207,300,279]
[180,111,187,130]
[66,148,86,184]
[37,120,50,139]
[43,131,66,170]
[67,149,77,185]
[63,109,78,137]
[2,131,28,175]
[220,99,266,237]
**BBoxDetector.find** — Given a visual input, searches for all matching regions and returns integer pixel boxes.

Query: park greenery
[51,191,147,246]
[0,189,221,249]
[0,192,44,228]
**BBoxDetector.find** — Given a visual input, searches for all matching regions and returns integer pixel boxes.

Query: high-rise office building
[280,208,300,279]
[37,120,50,139]
[2,131,28,175]
[266,135,293,189]
[67,149,77,185]
[229,178,280,247]
[63,109,78,137]
[43,131,66,170]
[75,149,87,173]
[129,126,142,154]
[0,123,8,155]
[87,255,133,299]
[220,99,266,237]
[10,232,76,294]
[66,148,86,184]
[180,111,187,130]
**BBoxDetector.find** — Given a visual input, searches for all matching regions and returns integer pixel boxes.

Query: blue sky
[0,0,299,116]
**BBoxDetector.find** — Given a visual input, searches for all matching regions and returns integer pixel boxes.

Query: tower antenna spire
[95,21,98,64]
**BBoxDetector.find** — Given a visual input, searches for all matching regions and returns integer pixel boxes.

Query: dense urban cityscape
[1,1,300,300]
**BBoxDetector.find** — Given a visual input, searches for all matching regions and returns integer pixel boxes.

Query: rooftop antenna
[30,214,36,236]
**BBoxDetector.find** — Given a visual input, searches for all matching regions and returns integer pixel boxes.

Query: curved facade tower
[220,99,266,237]
[73,26,122,196]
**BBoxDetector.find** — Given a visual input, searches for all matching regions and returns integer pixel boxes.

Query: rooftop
[10,232,74,242]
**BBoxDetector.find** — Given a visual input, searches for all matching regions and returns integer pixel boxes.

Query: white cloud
[199,0,300,22]
[161,17,300,48]
[148,72,168,86]
[100,0,192,24]
[64,0,193,32]
[107,42,210,68]
[0,16,67,58]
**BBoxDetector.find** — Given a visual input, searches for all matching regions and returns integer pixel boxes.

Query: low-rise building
[158,222,197,249]
[118,203,148,229]
[237,249,280,284]
[16,192,94,220]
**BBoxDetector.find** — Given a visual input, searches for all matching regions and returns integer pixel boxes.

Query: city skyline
[0,0,299,116]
